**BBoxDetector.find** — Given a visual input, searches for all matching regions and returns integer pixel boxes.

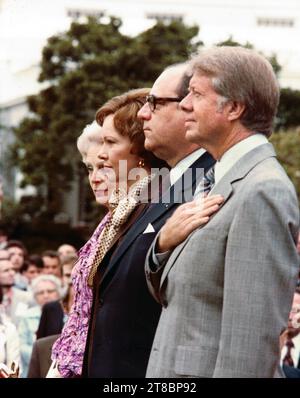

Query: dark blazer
[36,301,64,339]
[27,334,60,378]
[84,151,215,378]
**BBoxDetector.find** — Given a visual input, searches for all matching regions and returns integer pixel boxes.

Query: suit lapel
[108,203,148,250]
[100,151,215,283]
[160,143,277,287]
[100,202,172,282]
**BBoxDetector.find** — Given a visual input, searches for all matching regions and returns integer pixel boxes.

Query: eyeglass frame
[145,94,184,112]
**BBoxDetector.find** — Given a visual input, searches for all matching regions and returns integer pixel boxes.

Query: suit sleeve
[145,233,171,303]
[213,178,300,378]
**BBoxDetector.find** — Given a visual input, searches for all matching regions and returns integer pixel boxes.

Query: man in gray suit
[145,46,300,378]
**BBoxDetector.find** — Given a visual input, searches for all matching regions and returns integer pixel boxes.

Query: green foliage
[11,17,201,221]
[276,88,300,131]
[216,36,254,49]
[270,129,300,202]
[10,17,300,225]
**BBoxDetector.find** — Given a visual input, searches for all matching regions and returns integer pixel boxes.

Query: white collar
[170,148,206,186]
[214,134,268,185]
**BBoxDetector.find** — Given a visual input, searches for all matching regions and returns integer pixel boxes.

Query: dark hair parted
[96,88,167,169]
[5,240,28,257]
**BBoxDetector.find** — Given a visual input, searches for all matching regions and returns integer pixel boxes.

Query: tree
[270,129,300,202]
[11,17,201,221]
[276,88,300,131]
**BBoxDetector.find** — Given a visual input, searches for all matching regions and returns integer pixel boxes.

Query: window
[146,12,183,23]
[257,17,294,28]
[67,8,105,20]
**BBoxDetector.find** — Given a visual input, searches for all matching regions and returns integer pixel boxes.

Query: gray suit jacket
[145,143,300,378]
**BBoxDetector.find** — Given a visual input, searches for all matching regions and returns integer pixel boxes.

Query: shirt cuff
[150,238,171,271]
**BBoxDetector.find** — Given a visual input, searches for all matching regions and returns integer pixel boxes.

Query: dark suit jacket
[27,334,60,378]
[84,152,215,378]
[36,301,64,339]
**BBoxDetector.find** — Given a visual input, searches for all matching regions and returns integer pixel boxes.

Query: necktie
[194,166,215,197]
[87,174,153,287]
[202,166,215,193]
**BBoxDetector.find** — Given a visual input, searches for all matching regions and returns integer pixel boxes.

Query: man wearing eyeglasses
[84,63,216,378]
[138,63,213,173]
[145,47,300,378]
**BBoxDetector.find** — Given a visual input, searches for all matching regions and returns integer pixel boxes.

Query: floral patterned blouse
[51,215,109,377]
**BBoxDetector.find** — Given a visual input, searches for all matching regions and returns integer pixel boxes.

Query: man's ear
[226,101,245,122]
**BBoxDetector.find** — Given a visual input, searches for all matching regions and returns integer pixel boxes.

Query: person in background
[5,240,28,291]
[0,252,32,326]
[20,255,44,286]
[42,251,62,279]
[61,254,78,288]
[36,254,77,340]
[57,244,77,263]
[18,274,62,377]
[280,288,300,377]
[0,285,20,370]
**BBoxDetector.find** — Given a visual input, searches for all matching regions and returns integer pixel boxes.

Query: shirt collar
[170,148,206,186]
[214,133,268,185]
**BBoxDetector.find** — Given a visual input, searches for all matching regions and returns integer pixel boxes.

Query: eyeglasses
[35,288,57,296]
[145,94,184,112]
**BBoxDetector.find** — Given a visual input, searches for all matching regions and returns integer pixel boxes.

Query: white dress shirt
[154,134,269,268]
[170,148,206,186]
[214,133,268,185]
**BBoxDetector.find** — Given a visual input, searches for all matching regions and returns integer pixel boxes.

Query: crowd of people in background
[0,45,300,379]
[0,237,78,377]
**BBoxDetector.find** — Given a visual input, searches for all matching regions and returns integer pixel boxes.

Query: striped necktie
[202,166,215,193]
[194,166,215,197]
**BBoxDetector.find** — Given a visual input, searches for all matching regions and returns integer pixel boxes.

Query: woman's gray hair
[77,120,102,161]
[31,274,63,298]
[190,46,280,137]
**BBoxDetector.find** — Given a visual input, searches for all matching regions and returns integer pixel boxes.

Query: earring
[138,159,145,168]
